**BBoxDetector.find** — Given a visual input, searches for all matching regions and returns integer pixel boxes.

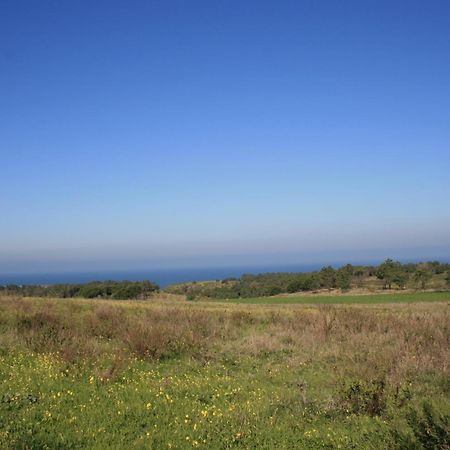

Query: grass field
[218,290,450,305]
[0,295,449,449]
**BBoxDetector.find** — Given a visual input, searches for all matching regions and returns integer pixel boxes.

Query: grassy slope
[0,296,449,449]
[214,290,450,305]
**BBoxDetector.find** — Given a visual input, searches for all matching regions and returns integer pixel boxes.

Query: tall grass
[0,295,449,449]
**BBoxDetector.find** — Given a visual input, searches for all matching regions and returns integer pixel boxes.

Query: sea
[0,263,333,288]
[3,256,446,288]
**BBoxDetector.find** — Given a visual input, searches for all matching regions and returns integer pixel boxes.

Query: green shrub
[337,378,387,416]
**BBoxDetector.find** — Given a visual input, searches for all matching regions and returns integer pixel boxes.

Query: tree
[287,279,303,293]
[428,261,445,274]
[78,285,103,298]
[141,280,160,297]
[393,272,408,289]
[445,271,450,287]
[336,264,353,290]
[268,285,282,296]
[112,284,141,299]
[353,268,366,288]
[336,271,351,290]
[303,275,320,291]
[376,259,407,289]
[413,270,432,290]
[319,266,336,289]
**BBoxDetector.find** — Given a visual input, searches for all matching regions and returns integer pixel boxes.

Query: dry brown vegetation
[1,295,449,448]
[1,296,449,385]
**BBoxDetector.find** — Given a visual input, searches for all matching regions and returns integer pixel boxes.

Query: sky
[1,0,450,273]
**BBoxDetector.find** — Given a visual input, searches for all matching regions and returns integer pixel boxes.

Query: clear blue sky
[1,0,450,273]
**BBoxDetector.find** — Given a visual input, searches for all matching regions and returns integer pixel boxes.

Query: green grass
[0,353,406,450]
[0,296,449,449]
[0,352,400,450]
[217,290,450,305]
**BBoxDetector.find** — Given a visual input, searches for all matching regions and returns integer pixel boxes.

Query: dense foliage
[0,280,159,300]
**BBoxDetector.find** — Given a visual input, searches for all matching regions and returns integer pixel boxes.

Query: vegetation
[218,291,450,305]
[0,280,159,300]
[166,260,450,300]
[0,295,449,449]
[2,260,449,302]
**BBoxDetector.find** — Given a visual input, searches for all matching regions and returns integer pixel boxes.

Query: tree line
[0,280,160,300]
[166,260,450,300]
[2,260,450,300]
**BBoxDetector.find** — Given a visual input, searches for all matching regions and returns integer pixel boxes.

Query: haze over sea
[0,264,318,288]
[2,257,449,288]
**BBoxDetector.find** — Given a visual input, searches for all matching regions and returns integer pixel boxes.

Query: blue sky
[1,0,450,273]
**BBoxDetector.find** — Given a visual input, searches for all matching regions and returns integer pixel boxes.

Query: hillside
[165,259,450,300]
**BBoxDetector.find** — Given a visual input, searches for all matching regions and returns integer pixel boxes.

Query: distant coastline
[2,258,449,288]
[0,264,326,288]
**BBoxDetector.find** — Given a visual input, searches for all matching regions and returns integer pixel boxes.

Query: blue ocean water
[0,263,329,288]
[2,256,448,288]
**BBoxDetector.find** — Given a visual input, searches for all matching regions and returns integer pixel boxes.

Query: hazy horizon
[2,1,450,274]
[2,243,450,276]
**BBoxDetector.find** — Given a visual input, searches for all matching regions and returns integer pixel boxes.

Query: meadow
[0,294,449,449]
[225,291,450,305]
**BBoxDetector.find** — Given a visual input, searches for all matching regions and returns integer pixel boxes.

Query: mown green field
[0,295,449,449]
[219,291,450,305]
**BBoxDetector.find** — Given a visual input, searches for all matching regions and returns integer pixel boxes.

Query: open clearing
[0,295,449,449]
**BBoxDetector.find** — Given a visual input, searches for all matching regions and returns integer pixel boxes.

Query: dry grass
[0,295,449,448]
[1,296,448,385]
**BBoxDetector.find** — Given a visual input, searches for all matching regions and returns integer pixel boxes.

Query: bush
[16,310,69,352]
[337,378,387,416]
